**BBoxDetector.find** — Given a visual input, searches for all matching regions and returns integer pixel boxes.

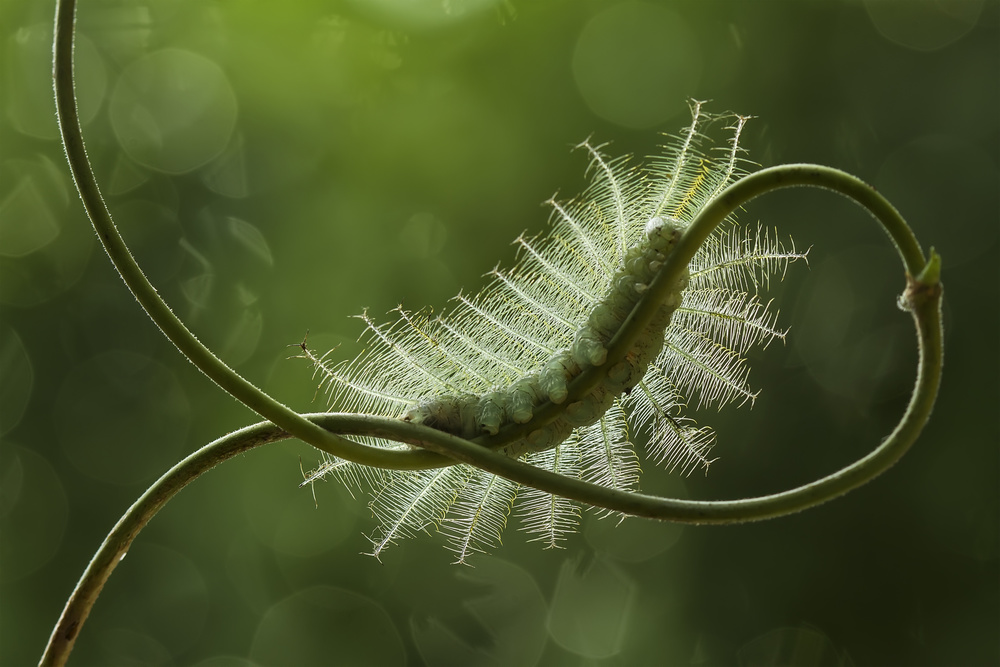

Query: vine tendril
[45,0,943,664]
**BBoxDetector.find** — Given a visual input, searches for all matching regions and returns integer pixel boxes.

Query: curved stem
[301,163,940,466]
[40,420,286,667]
[52,0,942,474]
[52,0,413,470]
[43,289,943,665]
[49,2,943,663]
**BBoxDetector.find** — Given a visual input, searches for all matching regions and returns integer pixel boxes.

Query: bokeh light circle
[864,0,983,52]
[0,444,69,583]
[573,2,701,129]
[0,156,94,307]
[547,556,636,659]
[411,557,548,666]
[7,24,107,140]
[55,350,191,485]
[110,49,237,174]
[584,510,683,562]
[97,543,210,658]
[0,325,33,436]
[251,586,405,666]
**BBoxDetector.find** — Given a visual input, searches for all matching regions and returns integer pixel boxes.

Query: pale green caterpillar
[305,102,806,561]
[403,215,689,456]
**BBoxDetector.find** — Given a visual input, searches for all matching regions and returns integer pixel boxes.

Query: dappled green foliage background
[1,1,997,665]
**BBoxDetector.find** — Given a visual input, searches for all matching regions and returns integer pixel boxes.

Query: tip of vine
[899,249,943,312]
[917,248,942,287]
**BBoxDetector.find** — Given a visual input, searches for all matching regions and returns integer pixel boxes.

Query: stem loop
[47,1,943,665]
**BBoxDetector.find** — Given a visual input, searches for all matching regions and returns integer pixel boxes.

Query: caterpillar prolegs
[403,215,689,457]
[305,103,807,561]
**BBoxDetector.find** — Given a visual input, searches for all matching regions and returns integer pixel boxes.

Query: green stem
[311,162,935,462]
[52,0,413,470]
[49,1,943,663]
[52,0,941,473]
[310,163,938,464]
[39,421,286,667]
[42,282,943,665]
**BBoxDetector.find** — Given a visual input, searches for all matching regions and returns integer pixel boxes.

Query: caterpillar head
[644,215,684,252]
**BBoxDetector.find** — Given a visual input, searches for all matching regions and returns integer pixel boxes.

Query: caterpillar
[401,213,688,457]
[304,102,807,562]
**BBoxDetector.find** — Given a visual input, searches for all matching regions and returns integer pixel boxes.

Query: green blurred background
[1,0,997,665]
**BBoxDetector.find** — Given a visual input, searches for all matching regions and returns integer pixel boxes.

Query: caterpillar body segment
[403,217,688,455]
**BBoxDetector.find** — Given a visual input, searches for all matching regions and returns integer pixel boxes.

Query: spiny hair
[303,102,807,563]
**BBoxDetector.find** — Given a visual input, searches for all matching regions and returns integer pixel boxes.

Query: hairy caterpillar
[305,102,807,562]
[403,213,688,456]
